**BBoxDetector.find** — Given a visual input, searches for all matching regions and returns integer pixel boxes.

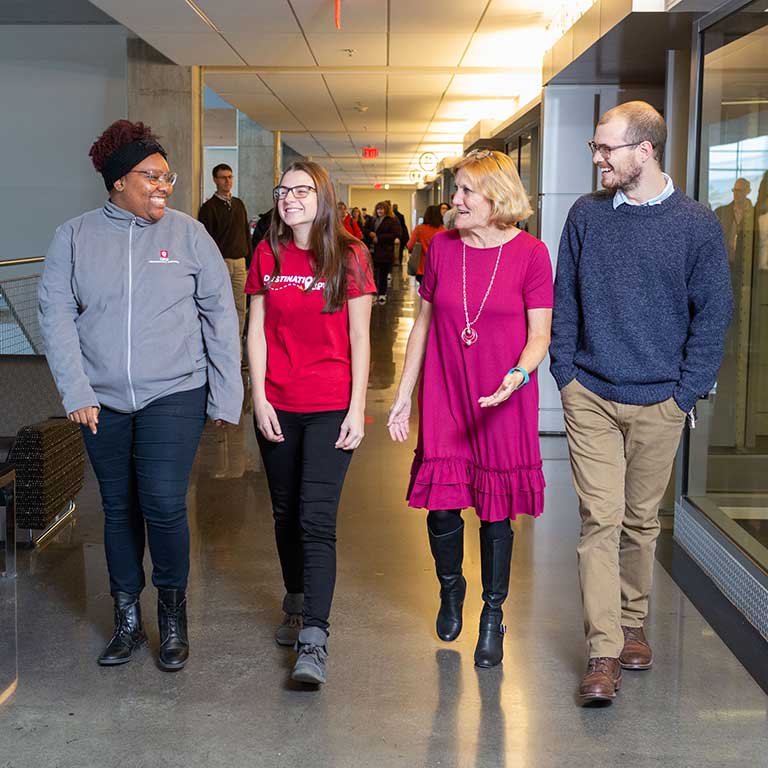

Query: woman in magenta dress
[388,149,553,668]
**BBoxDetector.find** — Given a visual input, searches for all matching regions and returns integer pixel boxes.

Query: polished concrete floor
[1,270,766,768]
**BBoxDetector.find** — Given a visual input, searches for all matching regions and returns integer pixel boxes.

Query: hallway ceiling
[89,0,563,186]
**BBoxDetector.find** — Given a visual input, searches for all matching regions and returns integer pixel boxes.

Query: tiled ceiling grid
[90,0,561,185]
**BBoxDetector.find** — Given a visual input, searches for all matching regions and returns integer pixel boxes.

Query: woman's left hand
[336,408,365,450]
[478,371,525,408]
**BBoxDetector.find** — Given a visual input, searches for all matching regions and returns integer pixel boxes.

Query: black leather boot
[98,591,147,666]
[428,521,467,642]
[474,523,513,668]
[157,588,189,671]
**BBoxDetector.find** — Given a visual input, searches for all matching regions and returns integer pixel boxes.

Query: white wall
[0,26,128,269]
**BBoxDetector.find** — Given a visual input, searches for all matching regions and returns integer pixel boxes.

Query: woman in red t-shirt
[245,160,375,686]
[407,204,445,283]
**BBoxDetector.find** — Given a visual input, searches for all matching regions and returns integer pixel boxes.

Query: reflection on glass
[689,1,768,562]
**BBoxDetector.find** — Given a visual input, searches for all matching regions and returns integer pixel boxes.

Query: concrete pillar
[273,130,282,187]
[126,38,200,216]
[237,112,275,219]
[664,49,692,194]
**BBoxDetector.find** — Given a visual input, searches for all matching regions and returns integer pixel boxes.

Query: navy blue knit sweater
[550,189,733,413]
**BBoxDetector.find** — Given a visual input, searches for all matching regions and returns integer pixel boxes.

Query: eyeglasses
[273,184,317,200]
[129,170,178,186]
[587,140,643,159]
[466,148,504,169]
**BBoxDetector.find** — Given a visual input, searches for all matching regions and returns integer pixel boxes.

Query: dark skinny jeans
[81,385,207,596]
[256,409,353,634]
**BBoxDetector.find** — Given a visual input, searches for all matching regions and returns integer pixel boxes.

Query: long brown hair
[267,160,366,312]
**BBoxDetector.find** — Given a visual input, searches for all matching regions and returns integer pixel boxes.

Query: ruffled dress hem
[407,456,545,522]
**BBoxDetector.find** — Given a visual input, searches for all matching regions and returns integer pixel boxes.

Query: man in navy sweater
[550,102,732,706]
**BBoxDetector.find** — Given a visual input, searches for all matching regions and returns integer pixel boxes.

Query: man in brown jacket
[198,164,251,347]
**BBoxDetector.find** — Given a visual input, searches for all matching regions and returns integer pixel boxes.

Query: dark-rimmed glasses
[587,140,642,159]
[129,170,178,186]
[273,184,317,200]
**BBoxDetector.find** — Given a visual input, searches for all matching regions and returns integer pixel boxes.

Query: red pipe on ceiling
[335,0,341,30]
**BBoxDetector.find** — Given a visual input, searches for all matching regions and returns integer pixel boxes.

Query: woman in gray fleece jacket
[38,120,243,671]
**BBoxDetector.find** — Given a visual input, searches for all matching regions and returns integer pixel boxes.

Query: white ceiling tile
[260,74,345,132]
[93,0,556,184]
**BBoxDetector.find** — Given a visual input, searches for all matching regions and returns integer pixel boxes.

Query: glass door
[688,0,768,565]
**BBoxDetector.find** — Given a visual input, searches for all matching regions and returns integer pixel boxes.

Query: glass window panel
[688,0,768,566]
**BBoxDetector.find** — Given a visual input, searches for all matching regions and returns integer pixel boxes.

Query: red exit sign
[362,146,379,159]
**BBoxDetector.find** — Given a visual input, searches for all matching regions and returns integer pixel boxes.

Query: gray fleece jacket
[38,201,243,424]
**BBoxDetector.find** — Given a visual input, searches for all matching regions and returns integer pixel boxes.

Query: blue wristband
[507,366,529,386]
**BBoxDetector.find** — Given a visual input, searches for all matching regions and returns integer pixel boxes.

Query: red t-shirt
[245,240,376,412]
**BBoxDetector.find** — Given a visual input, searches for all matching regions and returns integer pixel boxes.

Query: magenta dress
[408,229,554,522]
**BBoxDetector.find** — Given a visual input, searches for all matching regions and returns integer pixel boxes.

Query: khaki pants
[225,257,247,348]
[561,379,685,658]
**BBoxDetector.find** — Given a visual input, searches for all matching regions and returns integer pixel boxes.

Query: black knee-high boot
[428,521,467,642]
[474,522,513,668]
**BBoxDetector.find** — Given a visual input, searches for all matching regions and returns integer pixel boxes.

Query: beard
[600,159,643,192]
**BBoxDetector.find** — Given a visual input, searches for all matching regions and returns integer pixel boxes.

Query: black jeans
[81,386,207,595]
[256,409,353,633]
[373,261,392,296]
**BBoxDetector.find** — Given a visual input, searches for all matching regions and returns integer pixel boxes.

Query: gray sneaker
[275,593,303,647]
[292,627,328,684]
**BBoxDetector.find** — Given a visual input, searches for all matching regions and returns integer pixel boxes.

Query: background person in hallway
[246,160,375,686]
[388,149,553,669]
[550,101,733,706]
[393,202,409,266]
[369,200,401,304]
[38,120,243,672]
[407,204,445,284]
[337,200,362,239]
[198,163,251,348]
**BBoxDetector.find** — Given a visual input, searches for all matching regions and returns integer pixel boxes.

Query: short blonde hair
[453,150,532,227]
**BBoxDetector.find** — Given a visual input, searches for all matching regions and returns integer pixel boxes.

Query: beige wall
[348,188,415,232]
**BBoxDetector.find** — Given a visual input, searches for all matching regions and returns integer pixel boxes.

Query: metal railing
[0,258,44,355]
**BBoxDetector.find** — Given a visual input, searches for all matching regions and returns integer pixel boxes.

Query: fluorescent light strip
[184,0,221,33]
[721,99,768,105]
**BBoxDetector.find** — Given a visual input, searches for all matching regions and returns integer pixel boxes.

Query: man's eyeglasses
[273,184,317,200]
[587,140,643,159]
[129,170,178,186]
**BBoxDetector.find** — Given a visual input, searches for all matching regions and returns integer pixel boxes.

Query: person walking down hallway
[246,161,375,686]
[550,101,733,706]
[198,163,252,347]
[38,120,243,672]
[393,203,409,266]
[388,149,553,670]
[407,205,445,284]
[338,201,363,239]
[370,200,401,304]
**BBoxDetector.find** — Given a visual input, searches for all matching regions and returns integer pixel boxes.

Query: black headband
[101,140,167,190]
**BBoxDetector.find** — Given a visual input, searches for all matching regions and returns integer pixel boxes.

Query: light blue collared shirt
[613,174,674,209]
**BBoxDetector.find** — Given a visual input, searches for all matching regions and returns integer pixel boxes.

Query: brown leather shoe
[620,625,653,670]
[578,657,622,705]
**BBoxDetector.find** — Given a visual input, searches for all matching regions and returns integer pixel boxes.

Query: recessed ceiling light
[354,102,369,113]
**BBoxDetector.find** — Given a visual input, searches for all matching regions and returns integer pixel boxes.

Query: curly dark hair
[89,120,161,172]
